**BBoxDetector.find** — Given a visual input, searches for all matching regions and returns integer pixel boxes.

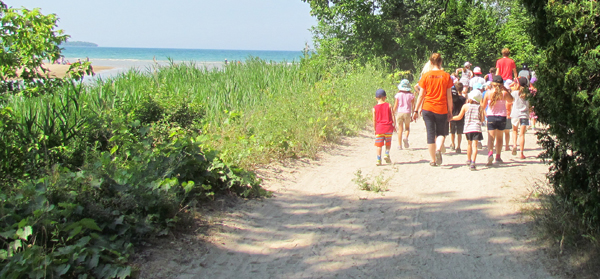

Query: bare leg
[436,135,446,151]
[404,123,410,139]
[456,134,462,150]
[495,130,504,159]
[466,140,473,161]
[428,143,436,163]
[398,125,404,149]
[472,140,478,162]
[487,130,495,154]
[519,125,527,158]
[450,133,456,148]
[512,125,519,150]
[504,130,510,151]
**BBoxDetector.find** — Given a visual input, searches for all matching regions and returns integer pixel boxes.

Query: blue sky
[6,0,317,51]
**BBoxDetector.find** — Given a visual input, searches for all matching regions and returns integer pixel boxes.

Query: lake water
[61,47,304,63]
[61,47,305,80]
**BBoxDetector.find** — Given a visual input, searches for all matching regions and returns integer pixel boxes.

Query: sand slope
[139,119,559,279]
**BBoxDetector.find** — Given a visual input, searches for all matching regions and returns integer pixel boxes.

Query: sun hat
[464,62,471,67]
[518,76,529,87]
[375,88,386,98]
[484,81,492,88]
[504,79,513,89]
[473,67,482,75]
[468,90,482,102]
[398,79,411,92]
[473,83,484,90]
[492,75,503,84]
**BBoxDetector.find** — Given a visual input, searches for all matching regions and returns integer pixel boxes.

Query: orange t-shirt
[418,70,453,114]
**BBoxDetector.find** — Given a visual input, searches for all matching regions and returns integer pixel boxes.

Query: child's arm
[413,87,426,121]
[372,108,377,135]
[393,97,399,115]
[479,105,485,122]
[389,105,397,133]
[451,105,468,121]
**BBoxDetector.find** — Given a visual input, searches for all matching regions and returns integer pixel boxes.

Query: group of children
[373,64,538,170]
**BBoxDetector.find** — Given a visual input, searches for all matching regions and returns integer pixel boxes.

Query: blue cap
[375,88,386,98]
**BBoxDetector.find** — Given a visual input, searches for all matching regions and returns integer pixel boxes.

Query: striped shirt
[464,104,482,133]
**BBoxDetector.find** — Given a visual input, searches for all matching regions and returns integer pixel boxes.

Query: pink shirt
[487,99,507,117]
[394,91,415,114]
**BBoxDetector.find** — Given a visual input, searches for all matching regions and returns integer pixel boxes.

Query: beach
[43,63,113,78]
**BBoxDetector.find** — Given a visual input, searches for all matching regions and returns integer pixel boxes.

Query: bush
[522,0,600,242]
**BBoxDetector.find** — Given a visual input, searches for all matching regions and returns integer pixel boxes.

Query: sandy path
[153,120,557,278]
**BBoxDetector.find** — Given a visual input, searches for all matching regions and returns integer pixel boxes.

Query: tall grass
[57,57,391,167]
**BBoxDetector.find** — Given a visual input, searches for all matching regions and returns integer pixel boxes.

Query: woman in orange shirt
[413,53,454,166]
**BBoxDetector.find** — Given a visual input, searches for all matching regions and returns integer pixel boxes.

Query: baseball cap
[464,62,471,67]
[473,67,482,74]
[398,79,411,92]
[518,76,529,87]
[468,90,482,102]
[375,88,386,98]
[492,75,503,84]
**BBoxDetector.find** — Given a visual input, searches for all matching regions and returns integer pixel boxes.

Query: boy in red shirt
[495,48,518,82]
[373,89,396,166]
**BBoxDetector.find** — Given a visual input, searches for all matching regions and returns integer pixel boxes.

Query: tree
[303,0,536,74]
[0,1,68,95]
[521,0,600,237]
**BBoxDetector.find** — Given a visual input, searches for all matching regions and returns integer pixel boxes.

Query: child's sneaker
[470,163,476,171]
[466,160,472,166]
[495,157,504,164]
[384,155,392,164]
[456,147,461,154]
[450,143,455,151]
[512,146,517,156]
[486,155,494,166]
[376,159,382,166]
[403,138,410,148]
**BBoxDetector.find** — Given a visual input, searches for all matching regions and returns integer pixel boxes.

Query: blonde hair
[501,48,510,56]
[490,82,504,107]
[421,61,433,76]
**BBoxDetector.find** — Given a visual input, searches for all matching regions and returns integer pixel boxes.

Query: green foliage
[304,0,537,73]
[352,169,391,193]
[521,0,600,243]
[0,1,68,96]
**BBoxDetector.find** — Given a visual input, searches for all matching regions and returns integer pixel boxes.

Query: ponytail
[490,82,504,107]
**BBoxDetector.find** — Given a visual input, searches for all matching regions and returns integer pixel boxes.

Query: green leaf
[56,264,70,276]
[110,145,119,155]
[79,218,101,231]
[0,249,7,260]
[16,226,32,241]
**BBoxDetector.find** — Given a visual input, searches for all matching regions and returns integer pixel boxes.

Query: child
[393,80,415,150]
[510,77,531,159]
[451,89,485,170]
[450,82,466,153]
[373,89,396,165]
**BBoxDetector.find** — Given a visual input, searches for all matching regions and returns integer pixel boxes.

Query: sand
[42,64,113,78]
[136,120,561,279]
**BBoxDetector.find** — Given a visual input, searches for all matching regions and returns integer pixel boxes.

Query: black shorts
[465,132,484,141]
[505,118,512,130]
[487,115,507,131]
[422,110,449,144]
[450,120,464,134]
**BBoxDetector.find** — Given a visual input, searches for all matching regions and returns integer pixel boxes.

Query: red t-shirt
[374,102,394,134]
[496,57,516,81]
[418,70,453,115]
